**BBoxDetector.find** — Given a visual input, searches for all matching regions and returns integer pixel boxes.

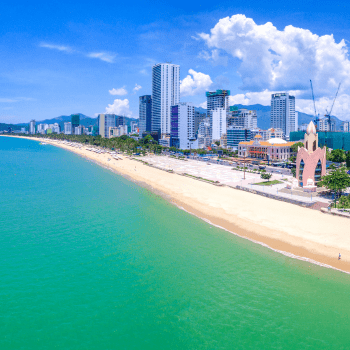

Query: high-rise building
[212,108,227,141]
[227,126,252,149]
[194,110,206,135]
[37,124,45,134]
[64,122,72,135]
[229,107,257,129]
[197,118,211,149]
[170,102,197,150]
[29,120,36,134]
[270,93,296,138]
[75,125,84,135]
[116,116,125,127]
[206,90,230,135]
[98,114,116,138]
[152,63,180,136]
[341,121,350,132]
[52,123,61,133]
[318,117,336,131]
[139,95,152,135]
[71,114,80,132]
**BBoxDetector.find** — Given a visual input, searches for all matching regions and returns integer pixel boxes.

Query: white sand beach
[5,135,350,273]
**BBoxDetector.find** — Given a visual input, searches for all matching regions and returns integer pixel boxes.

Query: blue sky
[1,0,350,123]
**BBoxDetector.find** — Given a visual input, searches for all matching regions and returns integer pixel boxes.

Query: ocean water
[1,137,350,350]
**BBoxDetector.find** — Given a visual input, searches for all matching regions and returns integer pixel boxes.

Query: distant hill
[233,104,343,130]
[7,114,139,131]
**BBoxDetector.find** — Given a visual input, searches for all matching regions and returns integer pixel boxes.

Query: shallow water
[1,137,350,349]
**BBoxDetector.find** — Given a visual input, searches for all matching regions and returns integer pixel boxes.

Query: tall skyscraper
[98,114,116,138]
[116,116,125,127]
[206,90,230,136]
[71,114,80,133]
[151,63,180,136]
[270,93,296,138]
[139,95,152,136]
[64,122,72,135]
[229,107,257,129]
[29,120,36,134]
[170,102,197,150]
[212,108,227,141]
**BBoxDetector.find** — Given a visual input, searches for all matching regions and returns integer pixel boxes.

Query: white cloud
[39,43,73,52]
[105,99,132,116]
[198,49,228,66]
[199,101,207,109]
[87,52,116,63]
[133,84,142,93]
[199,15,350,97]
[109,87,128,96]
[180,69,213,96]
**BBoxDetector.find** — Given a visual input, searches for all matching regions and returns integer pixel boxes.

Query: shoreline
[3,135,350,274]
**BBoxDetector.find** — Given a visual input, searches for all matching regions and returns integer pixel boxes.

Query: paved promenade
[141,155,331,206]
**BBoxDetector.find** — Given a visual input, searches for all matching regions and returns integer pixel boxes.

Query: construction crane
[310,80,319,128]
[324,83,341,131]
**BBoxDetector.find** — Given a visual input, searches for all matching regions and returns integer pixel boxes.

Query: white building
[341,121,350,132]
[212,108,227,141]
[206,90,230,137]
[270,93,296,138]
[170,102,198,150]
[37,124,46,134]
[229,108,257,129]
[75,125,84,135]
[29,120,36,134]
[109,125,128,138]
[151,63,180,136]
[197,118,211,149]
[98,114,116,138]
[64,122,72,135]
[52,123,60,133]
[318,117,336,131]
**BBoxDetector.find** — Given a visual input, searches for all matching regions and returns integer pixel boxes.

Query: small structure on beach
[296,121,326,191]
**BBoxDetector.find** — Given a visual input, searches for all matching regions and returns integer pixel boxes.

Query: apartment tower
[151,63,180,136]
[270,93,296,138]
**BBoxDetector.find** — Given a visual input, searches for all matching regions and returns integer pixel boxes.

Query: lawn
[253,180,283,186]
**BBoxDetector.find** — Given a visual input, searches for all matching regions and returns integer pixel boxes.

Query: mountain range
[233,104,343,130]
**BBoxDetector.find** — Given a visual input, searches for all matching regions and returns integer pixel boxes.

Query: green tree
[291,142,304,153]
[319,167,350,207]
[291,168,296,178]
[261,173,272,182]
[330,149,346,163]
[215,141,220,146]
[345,152,350,168]
[338,195,350,209]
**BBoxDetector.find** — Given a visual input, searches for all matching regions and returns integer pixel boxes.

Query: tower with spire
[295,121,327,190]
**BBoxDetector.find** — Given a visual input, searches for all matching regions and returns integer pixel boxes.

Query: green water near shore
[1,137,350,349]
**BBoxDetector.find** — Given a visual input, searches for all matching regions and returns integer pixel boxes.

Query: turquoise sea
[1,136,350,349]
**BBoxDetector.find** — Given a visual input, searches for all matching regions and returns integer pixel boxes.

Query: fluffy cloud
[180,69,213,96]
[109,87,128,96]
[199,15,350,96]
[133,84,142,93]
[87,52,116,63]
[105,99,132,116]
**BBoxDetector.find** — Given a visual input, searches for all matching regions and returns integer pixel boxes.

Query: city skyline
[1,1,350,123]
